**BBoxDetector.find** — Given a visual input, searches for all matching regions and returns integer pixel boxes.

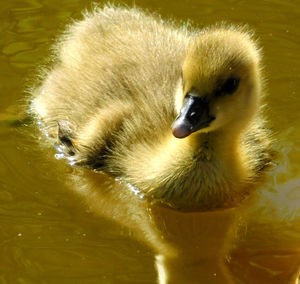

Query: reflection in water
[64,152,300,283]
[4,120,298,283]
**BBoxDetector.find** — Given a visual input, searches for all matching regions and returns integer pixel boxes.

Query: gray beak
[172,95,215,138]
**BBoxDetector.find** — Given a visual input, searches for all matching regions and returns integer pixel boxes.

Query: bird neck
[190,126,249,177]
[191,128,238,156]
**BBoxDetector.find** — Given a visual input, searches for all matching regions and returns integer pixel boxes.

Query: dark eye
[221,77,240,94]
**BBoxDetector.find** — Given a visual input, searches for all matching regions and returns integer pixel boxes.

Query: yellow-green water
[0,0,300,283]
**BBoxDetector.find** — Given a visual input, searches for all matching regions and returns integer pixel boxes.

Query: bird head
[172,27,262,138]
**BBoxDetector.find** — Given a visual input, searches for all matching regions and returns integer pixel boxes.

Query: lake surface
[0,0,300,283]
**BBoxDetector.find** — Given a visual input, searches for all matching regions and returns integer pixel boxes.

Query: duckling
[31,5,273,210]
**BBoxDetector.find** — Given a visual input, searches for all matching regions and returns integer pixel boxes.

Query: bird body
[31,5,273,210]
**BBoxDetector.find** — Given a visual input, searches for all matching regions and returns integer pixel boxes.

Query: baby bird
[31,5,273,210]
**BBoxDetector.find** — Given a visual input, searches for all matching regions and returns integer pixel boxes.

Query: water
[0,0,300,283]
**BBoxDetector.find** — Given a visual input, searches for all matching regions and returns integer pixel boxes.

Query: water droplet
[128,183,140,195]
[55,153,65,160]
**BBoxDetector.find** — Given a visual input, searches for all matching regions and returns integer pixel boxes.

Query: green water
[0,0,299,283]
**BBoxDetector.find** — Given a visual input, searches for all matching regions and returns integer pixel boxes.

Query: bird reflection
[67,167,300,284]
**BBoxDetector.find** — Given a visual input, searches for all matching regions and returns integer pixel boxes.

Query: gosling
[31,5,273,210]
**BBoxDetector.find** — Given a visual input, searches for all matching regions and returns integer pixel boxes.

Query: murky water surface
[0,0,300,283]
